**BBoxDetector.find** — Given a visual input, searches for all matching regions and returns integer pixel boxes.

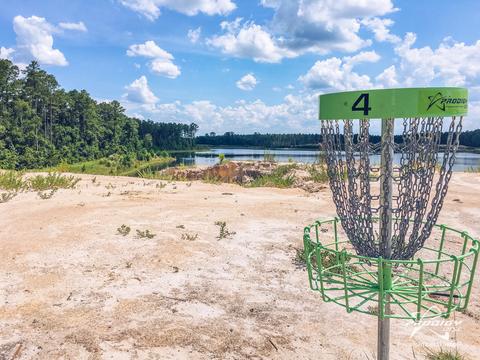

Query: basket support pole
[378,118,394,360]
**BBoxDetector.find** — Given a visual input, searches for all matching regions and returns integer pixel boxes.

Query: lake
[172,148,480,172]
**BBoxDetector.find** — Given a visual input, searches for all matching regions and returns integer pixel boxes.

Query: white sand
[0,173,479,359]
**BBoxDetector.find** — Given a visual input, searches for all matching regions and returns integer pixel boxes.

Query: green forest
[0,60,198,170]
[198,128,480,149]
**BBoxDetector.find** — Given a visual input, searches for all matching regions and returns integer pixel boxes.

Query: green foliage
[0,59,197,170]
[423,347,468,360]
[136,229,156,239]
[218,153,225,164]
[308,164,329,183]
[214,221,235,239]
[27,173,80,191]
[117,224,131,236]
[0,171,25,191]
[249,164,296,188]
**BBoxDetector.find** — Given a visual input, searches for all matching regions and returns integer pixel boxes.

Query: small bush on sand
[28,173,80,191]
[136,229,156,239]
[249,164,296,188]
[117,225,131,236]
[423,347,468,360]
[0,192,17,203]
[0,171,25,191]
[215,221,235,239]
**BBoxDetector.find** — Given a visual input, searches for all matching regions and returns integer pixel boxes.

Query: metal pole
[378,118,394,360]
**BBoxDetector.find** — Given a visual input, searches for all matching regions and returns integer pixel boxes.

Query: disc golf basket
[303,88,479,359]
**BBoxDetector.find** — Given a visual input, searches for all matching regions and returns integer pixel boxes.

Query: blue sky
[1,0,480,133]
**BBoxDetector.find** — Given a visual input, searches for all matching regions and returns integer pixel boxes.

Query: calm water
[172,148,480,172]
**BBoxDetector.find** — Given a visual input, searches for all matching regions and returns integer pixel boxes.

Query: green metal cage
[303,218,479,321]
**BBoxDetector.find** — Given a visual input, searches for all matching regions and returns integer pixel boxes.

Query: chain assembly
[321,116,462,260]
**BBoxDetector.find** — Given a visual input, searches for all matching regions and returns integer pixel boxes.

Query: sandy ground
[0,172,479,359]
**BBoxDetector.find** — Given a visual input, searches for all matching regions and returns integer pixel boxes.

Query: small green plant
[181,233,199,241]
[263,150,275,162]
[37,189,57,199]
[117,225,131,236]
[308,164,329,183]
[0,171,25,192]
[0,192,17,203]
[423,347,468,360]
[136,229,156,239]
[218,153,225,164]
[214,221,235,239]
[28,173,80,191]
[249,164,296,188]
[156,182,167,189]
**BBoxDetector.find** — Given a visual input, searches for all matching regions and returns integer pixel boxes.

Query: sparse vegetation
[117,225,131,236]
[136,229,156,239]
[0,192,17,203]
[215,221,235,239]
[218,153,225,164]
[423,347,468,360]
[28,173,80,191]
[0,171,25,191]
[249,164,296,188]
[37,189,57,199]
[263,150,275,162]
[181,233,199,241]
[308,164,329,183]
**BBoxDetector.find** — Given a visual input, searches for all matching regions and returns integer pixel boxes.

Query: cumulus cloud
[187,27,201,43]
[361,17,399,43]
[207,19,295,63]
[12,15,68,66]
[236,73,257,91]
[120,0,236,21]
[262,0,396,56]
[393,33,480,87]
[127,40,180,78]
[59,21,88,32]
[0,47,15,60]
[123,93,319,133]
[123,75,158,105]
[299,51,380,90]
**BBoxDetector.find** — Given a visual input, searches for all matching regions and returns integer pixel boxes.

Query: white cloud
[361,17,399,43]
[187,27,201,43]
[123,93,320,133]
[12,15,68,66]
[150,58,181,78]
[299,51,380,90]
[127,40,180,78]
[0,47,15,60]
[123,75,158,105]
[120,0,236,21]
[236,73,257,91]
[393,33,480,87]
[260,0,396,57]
[59,21,88,32]
[375,65,399,88]
[127,40,173,59]
[207,19,295,63]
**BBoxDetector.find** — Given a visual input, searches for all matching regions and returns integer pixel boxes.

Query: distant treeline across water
[197,129,480,149]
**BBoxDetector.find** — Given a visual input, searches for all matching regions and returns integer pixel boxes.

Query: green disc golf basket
[303,88,479,359]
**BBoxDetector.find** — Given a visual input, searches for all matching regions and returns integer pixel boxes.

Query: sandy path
[0,173,479,359]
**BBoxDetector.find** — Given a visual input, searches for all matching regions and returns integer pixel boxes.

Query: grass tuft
[423,347,468,360]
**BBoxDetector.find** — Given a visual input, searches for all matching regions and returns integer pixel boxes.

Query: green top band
[319,87,468,120]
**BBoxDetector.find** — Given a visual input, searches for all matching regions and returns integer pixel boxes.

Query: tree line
[198,129,480,149]
[0,60,198,170]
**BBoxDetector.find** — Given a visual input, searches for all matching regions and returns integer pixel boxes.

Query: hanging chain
[321,117,462,259]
